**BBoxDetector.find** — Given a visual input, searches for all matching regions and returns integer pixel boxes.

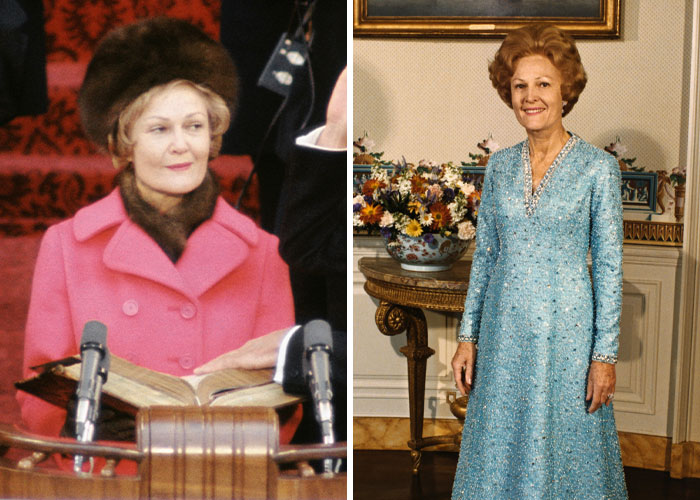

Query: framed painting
[354,0,621,38]
[620,171,657,213]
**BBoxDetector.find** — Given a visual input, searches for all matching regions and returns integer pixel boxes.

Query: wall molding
[671,441,700,478]
[615,280,659,414]
[355,241,681,430]
[673,0,700,476]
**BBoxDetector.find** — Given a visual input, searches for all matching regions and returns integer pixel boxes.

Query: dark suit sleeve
[277,143,346,275]
[0,0,48,124]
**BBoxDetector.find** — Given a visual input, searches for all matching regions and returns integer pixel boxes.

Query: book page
[182,368,274,405]
[210,382,303,409]
[19,354,281,411]
[62,356,196,406]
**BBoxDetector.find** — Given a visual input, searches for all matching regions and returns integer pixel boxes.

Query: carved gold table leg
[375,301,435,474]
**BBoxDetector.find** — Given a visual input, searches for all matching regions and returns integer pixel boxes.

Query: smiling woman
[510,56,565,139]
[450,24,628,499]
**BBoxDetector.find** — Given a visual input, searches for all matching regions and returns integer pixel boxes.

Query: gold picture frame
[354,0,621,39]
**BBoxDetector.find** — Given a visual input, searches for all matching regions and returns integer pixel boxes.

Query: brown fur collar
[118,167,219,263]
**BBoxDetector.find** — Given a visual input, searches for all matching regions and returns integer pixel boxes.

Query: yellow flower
[405,219,423,237]
[407,200,422,214]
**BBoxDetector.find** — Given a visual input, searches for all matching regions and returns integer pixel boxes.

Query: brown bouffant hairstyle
[488,24,587,117]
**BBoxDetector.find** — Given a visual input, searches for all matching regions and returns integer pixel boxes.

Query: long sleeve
[278,139,345,275]
[458,160,501,343]
[17,225,76,436]
[589,156,623,363]
[277,131,346,330]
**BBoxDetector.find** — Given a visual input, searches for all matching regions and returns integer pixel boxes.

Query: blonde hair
[109,79,231,168]
[488,24,587,117]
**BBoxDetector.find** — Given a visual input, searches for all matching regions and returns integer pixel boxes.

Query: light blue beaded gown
[452,134,628,499]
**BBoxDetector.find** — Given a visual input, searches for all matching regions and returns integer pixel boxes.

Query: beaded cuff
[592,352,617,364]
[458,336,478,344]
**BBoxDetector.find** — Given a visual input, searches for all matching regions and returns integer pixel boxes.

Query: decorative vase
[674,184,685,222]
[384,233,472,272]
[446,391,468,421]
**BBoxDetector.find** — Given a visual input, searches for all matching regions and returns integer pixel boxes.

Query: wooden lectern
[0,406,346,499]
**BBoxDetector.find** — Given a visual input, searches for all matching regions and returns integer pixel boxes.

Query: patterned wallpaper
[353,0,691,224]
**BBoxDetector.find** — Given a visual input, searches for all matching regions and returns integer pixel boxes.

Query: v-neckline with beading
[522,134,578,217]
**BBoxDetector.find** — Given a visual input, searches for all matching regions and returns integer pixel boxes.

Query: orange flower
[430,202,452,230]
[468,190,481,216]
[359,203,384,224]
[411,175,428,194]
[362,179,386,196]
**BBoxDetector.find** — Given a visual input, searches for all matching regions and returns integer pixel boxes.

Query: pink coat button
[179,356,194,370]
[122,299,139,316]
[180,303,196,319]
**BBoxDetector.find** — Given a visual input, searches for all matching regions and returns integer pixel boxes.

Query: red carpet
[0,235,41,426]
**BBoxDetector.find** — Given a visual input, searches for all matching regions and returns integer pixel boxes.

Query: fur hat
[78,17,238,150]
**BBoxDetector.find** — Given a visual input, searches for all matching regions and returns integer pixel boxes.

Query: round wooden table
[358,257,471,474]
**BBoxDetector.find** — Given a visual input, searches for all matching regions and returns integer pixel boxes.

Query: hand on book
[193,327,292,374]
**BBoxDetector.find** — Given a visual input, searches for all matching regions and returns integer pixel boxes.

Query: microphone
[73,320,109,474]
[303,319,335,472]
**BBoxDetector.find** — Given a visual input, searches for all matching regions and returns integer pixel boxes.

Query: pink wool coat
[18,189,295,437]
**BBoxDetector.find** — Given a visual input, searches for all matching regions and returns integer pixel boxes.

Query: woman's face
[129,84,210,212]
[510,54,565,136]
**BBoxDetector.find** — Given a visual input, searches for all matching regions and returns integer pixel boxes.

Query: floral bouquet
[353,158,479,244]
[669,166,686,186]
[353,159,479,270]
[604,137,644,171]
[353,132,387,165]
[462,133,500,167]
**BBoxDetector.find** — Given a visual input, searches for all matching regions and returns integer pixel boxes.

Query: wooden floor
[353,450,700,500]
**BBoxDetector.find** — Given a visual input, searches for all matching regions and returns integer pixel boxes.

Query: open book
[15,354,302,416]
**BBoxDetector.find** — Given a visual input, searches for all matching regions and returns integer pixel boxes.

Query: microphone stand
[306,342,335,473]
[73,342,110,475]
[73,368,105,474]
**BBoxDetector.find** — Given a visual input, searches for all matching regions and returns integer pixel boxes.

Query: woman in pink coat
[17,18,296,443]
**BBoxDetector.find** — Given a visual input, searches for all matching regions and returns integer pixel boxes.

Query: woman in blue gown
[451,24,628,499]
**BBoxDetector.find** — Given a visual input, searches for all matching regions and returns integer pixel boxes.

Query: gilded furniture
[358,256,470,474]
